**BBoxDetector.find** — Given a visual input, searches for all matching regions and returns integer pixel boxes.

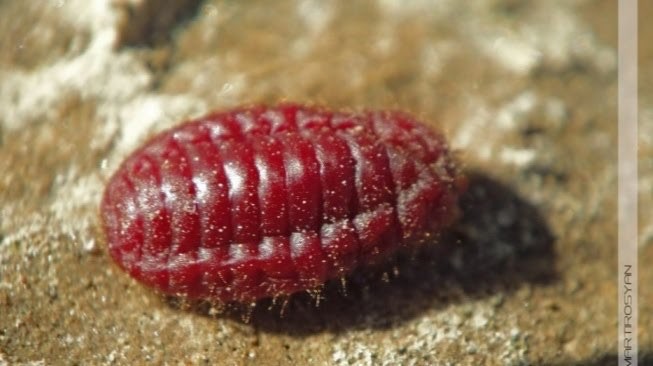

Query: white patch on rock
[484,35,542,74]
[99,94,206,173]
[297,0,333,36]
[499,147,536,167]
[495,91,537,130]
[0,0,149,131]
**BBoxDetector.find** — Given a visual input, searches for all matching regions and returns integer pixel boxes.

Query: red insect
[101,104,464,303]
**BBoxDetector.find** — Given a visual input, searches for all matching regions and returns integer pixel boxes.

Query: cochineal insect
[101,103,465,303]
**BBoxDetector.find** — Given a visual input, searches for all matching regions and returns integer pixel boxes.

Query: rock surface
[1,0,651,365]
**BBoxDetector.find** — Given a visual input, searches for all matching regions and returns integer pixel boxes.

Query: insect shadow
[174,171,557,335]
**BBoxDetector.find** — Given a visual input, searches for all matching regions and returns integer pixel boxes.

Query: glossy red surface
[101,104,464,302]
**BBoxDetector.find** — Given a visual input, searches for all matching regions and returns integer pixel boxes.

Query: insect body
[101,104,464,302]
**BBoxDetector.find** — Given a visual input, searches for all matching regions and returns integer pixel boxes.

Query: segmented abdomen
[101,104,463,302]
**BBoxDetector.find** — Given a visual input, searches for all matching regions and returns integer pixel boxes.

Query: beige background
[0,0,651,365]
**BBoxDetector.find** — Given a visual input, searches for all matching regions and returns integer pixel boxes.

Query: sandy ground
[0,0,650,365]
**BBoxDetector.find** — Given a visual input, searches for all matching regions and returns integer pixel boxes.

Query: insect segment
[101,104,464,303]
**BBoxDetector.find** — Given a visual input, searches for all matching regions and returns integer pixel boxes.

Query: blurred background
[0,1,650,364]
